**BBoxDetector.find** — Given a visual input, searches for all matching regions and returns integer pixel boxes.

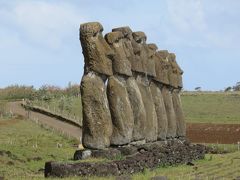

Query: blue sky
[0,0,240,90]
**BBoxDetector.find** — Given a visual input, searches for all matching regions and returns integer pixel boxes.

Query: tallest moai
[80,22,113,149]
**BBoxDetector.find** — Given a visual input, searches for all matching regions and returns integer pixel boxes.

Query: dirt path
[187,123,240,144]
[6,101,82,141]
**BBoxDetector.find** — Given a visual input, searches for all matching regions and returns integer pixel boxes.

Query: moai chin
[80,22,113,76]
[80,22,113,149]
[105,32,134,145]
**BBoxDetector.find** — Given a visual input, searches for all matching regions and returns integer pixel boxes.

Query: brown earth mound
[187,123,240,144]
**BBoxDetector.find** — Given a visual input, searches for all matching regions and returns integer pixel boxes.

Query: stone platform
[45,139,207,178]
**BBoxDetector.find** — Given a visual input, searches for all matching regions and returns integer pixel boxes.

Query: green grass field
[182,91,240,124]
[0,116,240,179]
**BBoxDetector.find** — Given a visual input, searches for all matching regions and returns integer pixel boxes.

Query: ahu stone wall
[80,22,186,150]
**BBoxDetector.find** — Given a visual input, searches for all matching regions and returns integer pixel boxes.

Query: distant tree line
[224,82,240,92]
[0,82,80,101]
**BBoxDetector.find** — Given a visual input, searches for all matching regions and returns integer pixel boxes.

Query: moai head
[155,50,170,85]
[112,27,138,73]
[169,53,183,89]
[80,22,113,76]
[146,43,157,78]
[168,53,179,89]
[105,31,132,77]
[132,31,148,74]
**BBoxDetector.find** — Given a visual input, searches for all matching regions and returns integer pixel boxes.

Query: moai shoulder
[80,22,113,76]
[105,31,132,77]
[155,50,170,85]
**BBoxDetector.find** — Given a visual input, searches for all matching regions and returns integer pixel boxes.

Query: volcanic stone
[161,85,177,138]
[107,75,134,145]
[150,81,168,140]
[126,77,147,141]
[81,72,112,149]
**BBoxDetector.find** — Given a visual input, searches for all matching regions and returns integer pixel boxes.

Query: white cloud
[1,1,86,49]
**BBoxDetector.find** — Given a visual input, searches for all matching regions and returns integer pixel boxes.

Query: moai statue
[105,32,134,145]
[169,53,186,137]
[156,50,177,139]
[80,22,113,149]
[112,27,147,142]
[132,31,158,142]
[148,44,168,140]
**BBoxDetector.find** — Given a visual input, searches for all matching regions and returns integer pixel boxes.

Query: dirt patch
[0,119,21,127]
[187,123,240,144]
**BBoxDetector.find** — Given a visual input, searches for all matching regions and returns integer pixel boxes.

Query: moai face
[105,31,132,77]
[132,31,148,74]
[112,27,138,73]
[169,53,184,89]
[155,50,170,85]
[147,43,157,78]
[168,53,179,89]
[80,22,113,76]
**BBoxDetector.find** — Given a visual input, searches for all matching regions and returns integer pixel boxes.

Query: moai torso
[80,22,113,149]
[105,32,134,145]
[80,22,113,76]
[155,50,170,85]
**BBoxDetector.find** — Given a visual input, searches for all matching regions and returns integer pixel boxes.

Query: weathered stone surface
[136,75,158,142]
[161,85,177,138]
[155,50,170,85]
[73,150,92,160]
[132,31,148,74]
[170,53,184,88]
[107,75,134,145]
[80,22,113,76]
[126,77,146,141]
[172,89,186,137]
[150,81,168,140]
[81,73,112,149]
[112,27,140,73]
[147,43,157,77]
[105,32,132,76]
[168,53,179,89]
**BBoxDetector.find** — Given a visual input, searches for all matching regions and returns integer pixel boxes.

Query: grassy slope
[182,92,240,124]
[0,117,240,179]
[0,117,78,179]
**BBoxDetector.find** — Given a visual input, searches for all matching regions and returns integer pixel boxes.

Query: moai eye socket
[93,32,98,37]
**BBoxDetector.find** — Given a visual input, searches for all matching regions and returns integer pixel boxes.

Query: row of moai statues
[80,22,186,150]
